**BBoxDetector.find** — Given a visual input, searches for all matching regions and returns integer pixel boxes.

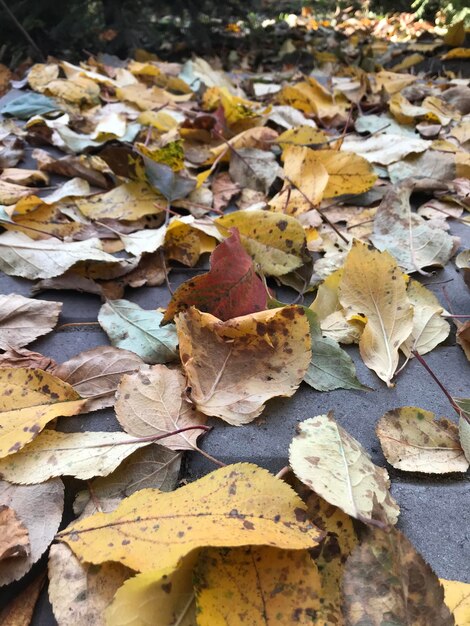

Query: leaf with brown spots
[342,526,455,626]
[58,463,323,573]
[0,505,30,560]
[0,294,62,351]
[0,478,64,586]
[289,414,400,526]
[194,546,322,625]
[163,229,267,323]
[216,209,307,277]
[376,407,469,474]
[176,306,311,425]
[115,365,207,451]
[0,368,86,459]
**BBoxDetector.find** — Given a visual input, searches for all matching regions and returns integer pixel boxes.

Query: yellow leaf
[58,463,323,572]
[390,53,425,72]
[443,21,466,46]
[44,77,100,106]
[277,125,329,148]
[195,546,322,625]
[0,180,35,206]
[339,241,413,386]
[205,127,278,165]
[106,555,198,626]
[176,306,311,424]
[312,149,377,198]
[164,220,206,267]
[371,70,417,95]
[442,47,470,60]
[456,152,470,178]
[451,121,470,145]
[310,268,343,321]
[116,84,191,110]
[278,77,349,121]
[137,110,179,131]
[27,63,60,92]
[75,182,163,220]
[390,94,460,126]
[440,579,470,625]
[0,368,85,459]
[216,209,307,276]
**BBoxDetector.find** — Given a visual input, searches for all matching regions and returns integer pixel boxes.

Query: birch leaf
[0,294,61,350]
[0,478,64,585]
[0,231,122,280]
[176,306,311,425]
[289,414,399,526]
[115,365,206,451]
[372,181,455,273]
[311,149,377,198]
[342,527,455,626]
[377,407,469,474]
[440,579,470,626]
[216,209,307,277]
[58,463,323,573]
[52,346,144,412]
[0,505,30,560]
[49,543,132,626]
[0,430,156,483]
[195,546,322,625]
[0,368,85,459]
[75,181,162,220]
[98,300,178,364]
[339,241,413,386]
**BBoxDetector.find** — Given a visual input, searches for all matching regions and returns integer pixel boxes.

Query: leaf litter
[0,8,469,624]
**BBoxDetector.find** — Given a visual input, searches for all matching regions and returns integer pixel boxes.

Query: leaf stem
[63,426,212,450]
[192,446,226,467]
[411,350,461,416]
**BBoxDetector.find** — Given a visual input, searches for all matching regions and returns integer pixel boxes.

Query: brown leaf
[0,293,62,350]
[0,505,30,560]
[342,527,455,626]
[212,172,240,212]
[0,347,57,371]
[0,572,45,626]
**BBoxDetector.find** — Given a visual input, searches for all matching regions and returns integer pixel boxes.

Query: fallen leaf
[341,133,430,165]
[216,209,307,277]
[0,179,36,205]
[58,463,322,572]
[289,414,399,526]
[98,300,178,364]
[0,478,64,585]
[52,346,144,411]
[211,172,240,211]
[163,229,267,323]
[105,555,197,626]
[372,181,456,273]
[229,147,280,194]
[176,306,311,424]
[278,76,348,121]
[0,572,45,625]
[0,368,85,459]
[75,182,163,220]
[309,149,377,198]
[115,365,206,451]
[0,505,30,560]
[0,231,123,280]
[376,407,469,474]
[0,167,49,186]
[0,294,61,350]
[195,546,322,625]
[49,543,132,626]
[342,527,455,626]
[440,579,470,626]
[0,347,56,370]
[304,309,366,392]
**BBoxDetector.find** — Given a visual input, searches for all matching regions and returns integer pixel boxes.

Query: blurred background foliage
[0,0,468,67]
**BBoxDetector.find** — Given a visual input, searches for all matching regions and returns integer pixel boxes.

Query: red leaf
[162,228,267,323]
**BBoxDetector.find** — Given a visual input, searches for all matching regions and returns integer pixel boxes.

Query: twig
[160,199,174,295]
[411,350,461,416]
[192,446,226,467]
[0,0,45,61]
[57,321,101,330]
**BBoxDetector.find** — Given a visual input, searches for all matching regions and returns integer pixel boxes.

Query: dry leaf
[0,368,85,459]
[52,346,144,411]
[75,182,163,220]
[342,527,455,626]
[176,306,311,424]
[440,579,470,626]
[0,294,61,350]
[339,241,413,386]
[0,572,45,626]
[115,365,206,451]
[195,546,322,625]
[376,407,469,474]
[59,463,322,572]
[0,505,30,560]
[0,478,64,585]
[289,414,399,526]
[0,348,57,371]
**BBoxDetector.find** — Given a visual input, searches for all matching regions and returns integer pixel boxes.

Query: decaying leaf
[98,300,178,364]
[0,368,85,458]
[195,546,322,625]
[49,543,132,626]
[216,209,307,277]
[176,306,311,424]
[163,229,266,323]
[0,478,64,585]
[0,347,57,371]
[376,407,469,474]
[339,241,413,386]
[289,414,399,526]
[115,365,206,451]
[0,505,30,560]
[52,346,144,411]
[0,294,61,350]
[59,463,322,572]
[342,527,455,626]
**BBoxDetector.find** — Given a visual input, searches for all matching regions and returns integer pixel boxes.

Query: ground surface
[0,80,469,622]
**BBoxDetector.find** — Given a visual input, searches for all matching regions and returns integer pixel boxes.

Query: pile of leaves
[0,11,469,625]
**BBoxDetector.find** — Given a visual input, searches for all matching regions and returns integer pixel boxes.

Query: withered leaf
[0,293,61,351]
[0,505,30,560]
